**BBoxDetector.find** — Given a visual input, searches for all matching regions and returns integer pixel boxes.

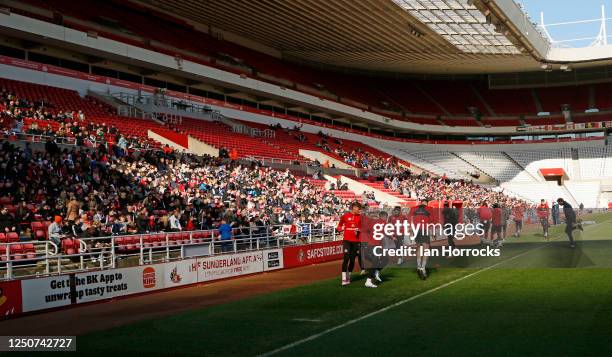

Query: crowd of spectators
[0,139,348,244]
[0,84,534,253]
[380,170,529,211]
[0,87,158,151]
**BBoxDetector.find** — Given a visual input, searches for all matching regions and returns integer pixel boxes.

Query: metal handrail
[0,223,339,281]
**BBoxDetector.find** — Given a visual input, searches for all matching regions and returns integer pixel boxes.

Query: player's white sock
[416,256,422,269]
[421,256,428,269]
[374,269,382,282]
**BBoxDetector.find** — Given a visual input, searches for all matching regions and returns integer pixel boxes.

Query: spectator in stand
[48,215,64,245]
[15,201,32,227]
[0,206,17,233]
[169,210,182,232]
[230,148,238,161]
[66,194,80,225]
[219,219,233,252]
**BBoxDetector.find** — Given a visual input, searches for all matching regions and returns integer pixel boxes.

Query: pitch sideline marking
[259,246,543,357]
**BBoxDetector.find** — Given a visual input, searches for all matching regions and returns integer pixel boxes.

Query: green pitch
[77,212,612,356]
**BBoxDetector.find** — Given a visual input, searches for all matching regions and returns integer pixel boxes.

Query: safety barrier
[0,223,338,281]
[0,225,342,319]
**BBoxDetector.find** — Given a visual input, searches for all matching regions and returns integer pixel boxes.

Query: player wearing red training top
[512,205,524,237]
[411,198,432,280]
[478,202,492,244]
[337,202,367,286]
[491,203,503,247]
[537,199,550,239]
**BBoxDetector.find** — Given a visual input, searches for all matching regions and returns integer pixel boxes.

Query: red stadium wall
[150,128,189,148]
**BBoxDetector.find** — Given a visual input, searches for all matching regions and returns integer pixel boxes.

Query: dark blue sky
[519,0,612,47]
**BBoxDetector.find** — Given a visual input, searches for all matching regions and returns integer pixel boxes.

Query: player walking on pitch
[537,199,550,239]
[512,204,524,237]
[411,198,432,280]
[337,202,375,287]
[363,210,390,287]
[557,198,583,248]
[390,206,408,265]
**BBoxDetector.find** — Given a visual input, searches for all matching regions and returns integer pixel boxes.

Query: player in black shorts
[411,199,432,280]
[390,206,408,265]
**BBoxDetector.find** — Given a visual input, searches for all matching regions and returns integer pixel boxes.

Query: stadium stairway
[147,128,219,156]
[354,179,415,206]
[298,149,355,170]
[328,175,410,206]
[171,118,306,162]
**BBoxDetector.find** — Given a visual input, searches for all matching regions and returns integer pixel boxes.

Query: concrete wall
[298,149,354,170]
[188,136,219,156]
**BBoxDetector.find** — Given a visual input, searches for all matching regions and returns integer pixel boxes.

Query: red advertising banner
[0,280,23,318]
[283,241,343,268]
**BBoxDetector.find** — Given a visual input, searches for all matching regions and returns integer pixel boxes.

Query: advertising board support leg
[44,242,50,275]
[6,261,12,280]
[233,240,237,253]
[165,234,170,262]
[139,241,144,265]
[308,223,312,243]
[57,257,61,275]
[113,238,119,269]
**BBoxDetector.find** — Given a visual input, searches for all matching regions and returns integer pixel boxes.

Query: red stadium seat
[6,232,19,243]
[0,244,7,261]
[11,244,24,260]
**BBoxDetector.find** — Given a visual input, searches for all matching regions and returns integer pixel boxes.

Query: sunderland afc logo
[170,266,182,284]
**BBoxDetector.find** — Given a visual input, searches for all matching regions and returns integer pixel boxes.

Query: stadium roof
[392,0,522,55]
[133,0,612,74]
[132,0,546,74]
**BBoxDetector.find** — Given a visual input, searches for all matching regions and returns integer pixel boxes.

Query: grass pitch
[77,212,612,356]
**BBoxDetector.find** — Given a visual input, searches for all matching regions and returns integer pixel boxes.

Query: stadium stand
[506,149,574,181]
[5,0,612,127]
[456,152,538,183]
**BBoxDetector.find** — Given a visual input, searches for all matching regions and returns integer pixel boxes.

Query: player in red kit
[512,205,524,237]
[537,199,550,239]
[478,202,492,244]
[337,202,370,286]
[411,198,432,280]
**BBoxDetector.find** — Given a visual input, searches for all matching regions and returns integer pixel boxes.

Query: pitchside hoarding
[283,241,343,268]
[1,246,327,317]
